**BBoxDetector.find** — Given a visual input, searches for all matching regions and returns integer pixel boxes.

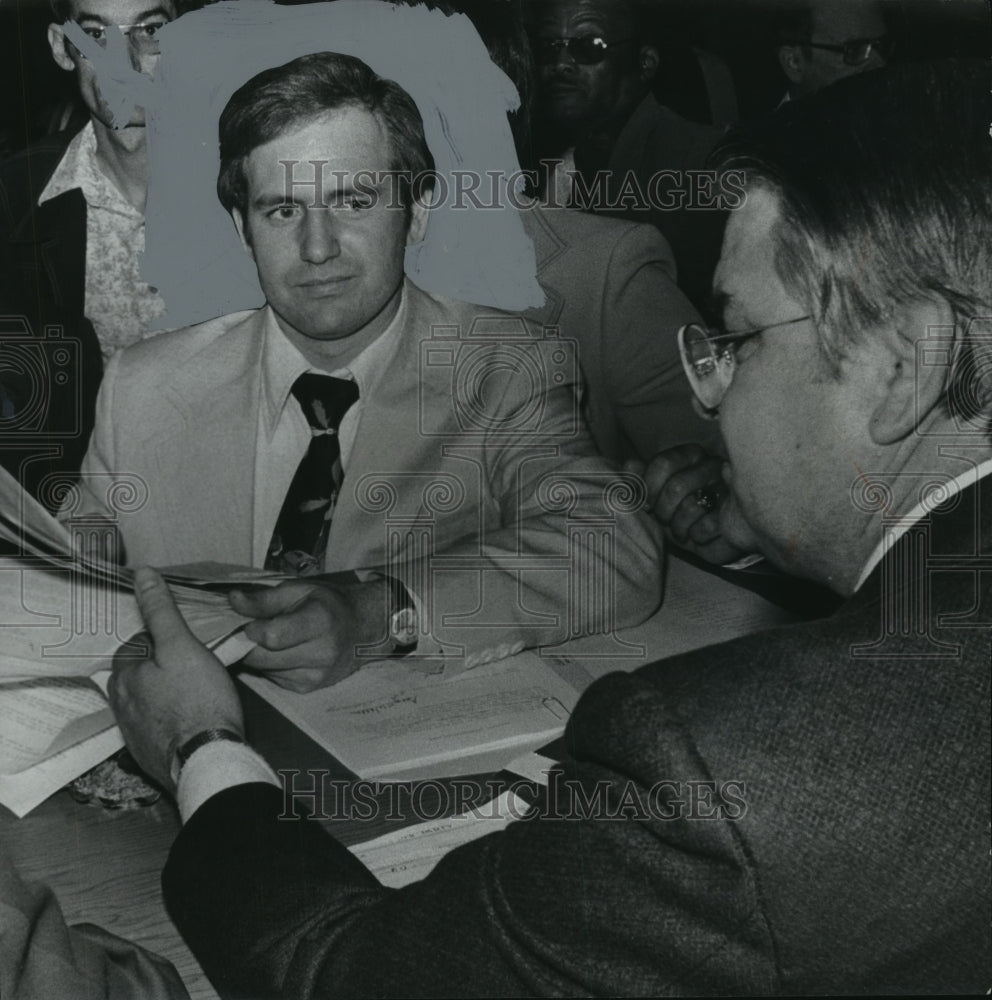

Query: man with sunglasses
[530,0,726,309]
[106,60,987,996]
[777,0,890,102]
[0,0,188,505]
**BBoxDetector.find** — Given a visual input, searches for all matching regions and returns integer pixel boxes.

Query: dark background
[2,0,989,158]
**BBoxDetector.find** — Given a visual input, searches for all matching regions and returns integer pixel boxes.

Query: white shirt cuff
[176,740,280,823]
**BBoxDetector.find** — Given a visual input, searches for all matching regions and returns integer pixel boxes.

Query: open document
[241,651,579,781]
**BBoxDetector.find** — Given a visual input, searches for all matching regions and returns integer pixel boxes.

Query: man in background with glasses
[777,0,890,103]
[530,0,726,309]
[0,0,189,506]
[108,60,988,996]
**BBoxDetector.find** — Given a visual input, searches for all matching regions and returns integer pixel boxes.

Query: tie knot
[292,373,360,430]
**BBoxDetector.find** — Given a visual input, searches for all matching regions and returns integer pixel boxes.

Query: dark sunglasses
[534,35,633,66]
[805,36,894,66]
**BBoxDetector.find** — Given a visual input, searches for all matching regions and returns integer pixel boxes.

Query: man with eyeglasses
[777,0,890,102]
[105,60,987,997]
[0,0,188,506]
[529,0,726,309]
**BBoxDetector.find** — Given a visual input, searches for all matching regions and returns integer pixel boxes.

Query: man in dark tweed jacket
[109,59,990,997]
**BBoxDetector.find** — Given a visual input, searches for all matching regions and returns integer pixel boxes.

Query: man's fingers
[651,462,723,525]
[243,654,357,693]
[242,596,332,653]
[229,582,312,619]
[133,567,196,651]
[642,444,711,507]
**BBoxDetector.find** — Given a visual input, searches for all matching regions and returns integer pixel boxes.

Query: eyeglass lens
[678,324,736,411]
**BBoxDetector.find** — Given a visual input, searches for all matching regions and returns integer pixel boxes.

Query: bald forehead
[536,0,636,36]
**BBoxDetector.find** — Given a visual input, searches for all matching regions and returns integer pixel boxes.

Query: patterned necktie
[265,373,360,575]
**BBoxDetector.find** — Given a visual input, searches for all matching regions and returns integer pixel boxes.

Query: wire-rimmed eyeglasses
[678,316,811,413]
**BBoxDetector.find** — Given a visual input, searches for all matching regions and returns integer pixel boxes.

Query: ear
[405,195,430,246]
[48,23,76,72]
[231,207,255,259]
[637,44,660,85]
[868,296,957,446]
[777,44,804,86]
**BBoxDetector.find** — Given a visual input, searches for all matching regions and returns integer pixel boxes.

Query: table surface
[0,556,825,999]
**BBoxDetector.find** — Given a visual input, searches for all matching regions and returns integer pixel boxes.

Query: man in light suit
[109,59,989,995]
[73,51,662,688]
[522,204,710,462]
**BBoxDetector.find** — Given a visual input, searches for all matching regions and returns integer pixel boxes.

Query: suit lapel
[147,312,265,565]
[327,286,462,571]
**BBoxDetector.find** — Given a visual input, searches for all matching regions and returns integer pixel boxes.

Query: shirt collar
[259,281,409,437]
[38,122,140,218]
[854,456,992,591]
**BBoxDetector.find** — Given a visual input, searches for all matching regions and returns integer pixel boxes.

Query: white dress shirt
[251,289,409,565]
[853,457,992,592]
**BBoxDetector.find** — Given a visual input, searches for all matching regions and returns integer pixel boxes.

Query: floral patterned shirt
[38,123,166,359]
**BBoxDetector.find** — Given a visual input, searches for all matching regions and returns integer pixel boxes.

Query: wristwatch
[170,728,245,786]
[385,574,418,655]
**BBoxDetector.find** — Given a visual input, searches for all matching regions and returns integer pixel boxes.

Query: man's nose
[127,38,150,73]
[546,42,577,74]
[300,209,341,264]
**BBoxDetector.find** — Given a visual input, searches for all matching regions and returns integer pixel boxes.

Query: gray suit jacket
[521,205,716,462]
[72,282,662,658]
[163,475,990,996]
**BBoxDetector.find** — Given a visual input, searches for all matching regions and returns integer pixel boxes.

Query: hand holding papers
[0,466,266,813]
[109,568,247,795]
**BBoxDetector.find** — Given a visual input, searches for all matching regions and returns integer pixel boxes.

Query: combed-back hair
[714,58,992,437]
[217,51,434,218]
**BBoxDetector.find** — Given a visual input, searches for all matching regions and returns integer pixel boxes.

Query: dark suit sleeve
[163,703,779,1000]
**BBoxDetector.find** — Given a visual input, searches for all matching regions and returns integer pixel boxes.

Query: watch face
[390,606,419,647]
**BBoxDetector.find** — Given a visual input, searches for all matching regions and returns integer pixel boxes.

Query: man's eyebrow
[252,193,302,209]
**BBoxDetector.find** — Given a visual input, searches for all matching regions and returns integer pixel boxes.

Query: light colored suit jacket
[522,205,717,462]
[73,283,662,660]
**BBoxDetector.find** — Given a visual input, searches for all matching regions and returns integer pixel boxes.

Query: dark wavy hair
[217,51,433,221]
